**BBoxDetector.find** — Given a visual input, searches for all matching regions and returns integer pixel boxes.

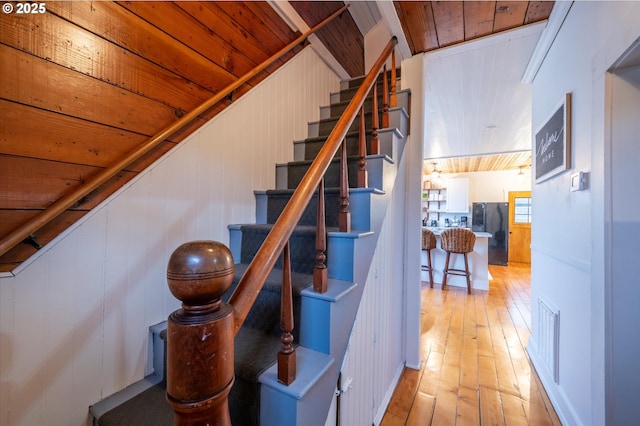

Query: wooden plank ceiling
[423,152,532,176]
[0,1,360,271]
[290,1,364,76]
[394,1,554,55]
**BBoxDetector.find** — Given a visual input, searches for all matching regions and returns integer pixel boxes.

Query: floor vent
[537,298,559,383]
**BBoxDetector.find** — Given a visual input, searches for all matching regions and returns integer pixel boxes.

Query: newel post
[166,241,235,426]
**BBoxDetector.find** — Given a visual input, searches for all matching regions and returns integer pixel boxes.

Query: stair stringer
[256,122,408,425]
[257,231,385,426]
[337,145,411,424]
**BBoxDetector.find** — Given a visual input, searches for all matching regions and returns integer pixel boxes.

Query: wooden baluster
[371,82,379,155]
[357,106,368,188]
[339,138,351,232]
[166,241,235,426]
[382,64,390,128]
[278,242,296,384]
[314,179,328,293]
[391,48,397,108]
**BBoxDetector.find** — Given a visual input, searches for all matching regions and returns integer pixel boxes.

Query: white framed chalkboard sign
[534,93,572,183]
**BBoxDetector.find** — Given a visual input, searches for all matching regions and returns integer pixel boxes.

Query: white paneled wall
[339,154,407,425]
[0,47,339,426]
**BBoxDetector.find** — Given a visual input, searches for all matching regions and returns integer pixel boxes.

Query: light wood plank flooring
[381,263,561,425]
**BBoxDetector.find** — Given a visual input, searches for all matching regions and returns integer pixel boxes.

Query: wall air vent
[537,297,560,383]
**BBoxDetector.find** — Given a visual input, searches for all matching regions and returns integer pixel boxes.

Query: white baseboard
[526,339,583,426]
[372,363,406,425]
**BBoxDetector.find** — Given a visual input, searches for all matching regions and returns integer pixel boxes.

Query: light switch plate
[570,171,588,191]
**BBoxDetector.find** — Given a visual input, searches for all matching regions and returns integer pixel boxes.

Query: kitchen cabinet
[445,178,469,213]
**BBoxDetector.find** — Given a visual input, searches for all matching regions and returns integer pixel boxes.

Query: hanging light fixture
[518,166,525,176]
[432,161,441,179]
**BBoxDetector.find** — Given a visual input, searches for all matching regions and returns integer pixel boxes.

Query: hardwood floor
[381,263,561,425]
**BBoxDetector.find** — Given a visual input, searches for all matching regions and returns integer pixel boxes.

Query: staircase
[89,72,410,426]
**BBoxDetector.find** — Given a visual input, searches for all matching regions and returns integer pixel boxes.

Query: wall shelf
[421,188,447,224]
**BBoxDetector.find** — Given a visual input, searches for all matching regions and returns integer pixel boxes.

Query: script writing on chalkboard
[534,93,571,183]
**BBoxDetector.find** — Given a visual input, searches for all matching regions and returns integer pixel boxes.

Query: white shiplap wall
[339,152,407,425]
[0,47,339,426]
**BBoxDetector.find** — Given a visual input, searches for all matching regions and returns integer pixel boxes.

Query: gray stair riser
[316,110,379,137]
[302,131,375,161]
[287,157,361,190]
[304,110,405,165]
[311,88,407,138]
[293,130,375,162]
[223,275,305,339]
[329,94,384,117]
[240,226,320,275]
[337,88,409,116]
[266,191,342,227]
[341,75,401,97]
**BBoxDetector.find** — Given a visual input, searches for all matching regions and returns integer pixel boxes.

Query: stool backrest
[440,228,476,253]
[422,229,436,250]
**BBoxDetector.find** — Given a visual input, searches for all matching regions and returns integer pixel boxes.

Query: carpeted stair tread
[300,130,377,161]
[287,156,361,190]
[239,224,337,274]
[227,261,313,298]
[233,326,287,382]
[265,188,343,195]
[285,155,363,168]
[329,93,387,117]
[345,69,401,88]
[301,128,367,144]
[223,260,313,338]
[264,189,342,227]
[97,328,288,426]
[315,111,377,136]
[228,327,291,426]
[98,383,171,426]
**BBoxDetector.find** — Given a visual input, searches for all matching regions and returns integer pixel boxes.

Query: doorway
[508,191,531,263]
[606,48,640,424]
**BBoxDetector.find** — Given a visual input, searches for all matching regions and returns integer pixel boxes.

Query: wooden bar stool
[440,228,476,294]
[421,229,437,288]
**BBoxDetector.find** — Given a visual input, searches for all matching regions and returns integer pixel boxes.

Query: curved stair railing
[164,37,399,424]
[0,4,350,259]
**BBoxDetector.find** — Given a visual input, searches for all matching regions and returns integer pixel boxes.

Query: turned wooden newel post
[166,240,235,426]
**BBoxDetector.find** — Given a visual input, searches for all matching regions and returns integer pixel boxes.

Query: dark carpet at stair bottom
[98,330,285,426]
[98,383,172,426]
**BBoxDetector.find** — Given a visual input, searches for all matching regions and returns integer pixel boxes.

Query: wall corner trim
[522,1,574,84]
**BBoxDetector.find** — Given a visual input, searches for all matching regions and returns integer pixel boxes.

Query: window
[514,197,532,223]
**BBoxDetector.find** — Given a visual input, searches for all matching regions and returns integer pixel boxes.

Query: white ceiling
[317,2,550,170]
[422,22,546,161]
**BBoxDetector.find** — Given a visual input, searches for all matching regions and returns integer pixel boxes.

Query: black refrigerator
[471,202,509,265]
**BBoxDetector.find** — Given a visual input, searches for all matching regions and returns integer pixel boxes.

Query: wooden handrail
[0,4,350,258]
[228,36,398,334]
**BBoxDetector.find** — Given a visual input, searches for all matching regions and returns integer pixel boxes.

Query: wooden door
[508,191,532,263]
